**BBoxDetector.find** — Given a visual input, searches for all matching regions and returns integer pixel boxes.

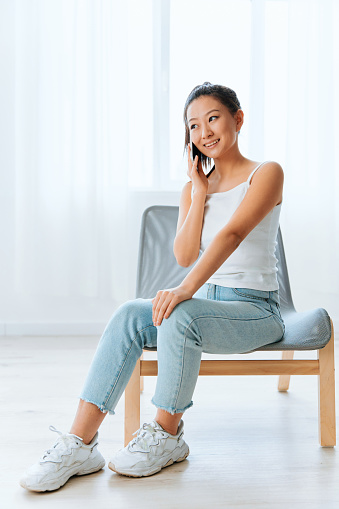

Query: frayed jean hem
[80,396,115,416]
[151,397,193,415]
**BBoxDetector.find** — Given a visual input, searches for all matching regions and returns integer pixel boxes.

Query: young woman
[20,82,285,492]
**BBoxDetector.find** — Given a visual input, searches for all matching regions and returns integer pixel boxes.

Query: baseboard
[0,322,105,336]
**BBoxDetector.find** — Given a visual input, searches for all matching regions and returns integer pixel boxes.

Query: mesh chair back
[136,205,295,315]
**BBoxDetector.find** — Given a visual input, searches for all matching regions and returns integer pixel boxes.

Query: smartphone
[190,140,203,167]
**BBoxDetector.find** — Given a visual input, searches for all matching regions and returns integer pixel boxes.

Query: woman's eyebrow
[188,109,220,123]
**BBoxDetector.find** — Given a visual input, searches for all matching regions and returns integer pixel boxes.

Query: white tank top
[195,162,282,291]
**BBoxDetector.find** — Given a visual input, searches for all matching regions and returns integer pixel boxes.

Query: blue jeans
[80,284,285,416]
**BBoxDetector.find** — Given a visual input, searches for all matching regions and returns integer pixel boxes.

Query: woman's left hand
[152,285,194,326]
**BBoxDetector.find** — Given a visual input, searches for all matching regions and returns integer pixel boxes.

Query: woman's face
[187,95,242,160]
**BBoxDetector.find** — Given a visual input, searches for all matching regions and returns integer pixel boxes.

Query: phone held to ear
[190,140,203,169]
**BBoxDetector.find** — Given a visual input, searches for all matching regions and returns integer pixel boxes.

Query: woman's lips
[204,139,220,149]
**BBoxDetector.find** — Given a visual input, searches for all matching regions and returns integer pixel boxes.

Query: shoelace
[40,425,82,462]
[129,422,167,452]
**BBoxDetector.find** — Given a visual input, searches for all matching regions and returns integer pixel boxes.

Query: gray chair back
[135,205,295,315]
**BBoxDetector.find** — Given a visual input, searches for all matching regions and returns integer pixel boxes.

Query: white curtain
[280,0,339,321]
[0,0,338,332]
[1,0,134,329]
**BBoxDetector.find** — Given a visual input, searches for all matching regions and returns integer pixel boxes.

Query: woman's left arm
[152,162,284,326]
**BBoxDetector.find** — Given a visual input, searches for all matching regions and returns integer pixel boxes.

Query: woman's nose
[201,123,213,138]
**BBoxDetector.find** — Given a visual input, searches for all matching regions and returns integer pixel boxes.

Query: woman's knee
[115,298,153,330]
[158,300,201,344]
[165,299,198,325]
[115,298,152,322]
[101,298,155,349]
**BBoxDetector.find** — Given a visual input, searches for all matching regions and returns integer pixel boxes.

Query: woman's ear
[235,109,244,133]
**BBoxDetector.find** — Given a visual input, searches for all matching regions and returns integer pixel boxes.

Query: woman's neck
[212,147,249,181]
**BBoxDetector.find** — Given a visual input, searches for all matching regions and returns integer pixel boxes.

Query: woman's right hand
[187,144,209,196]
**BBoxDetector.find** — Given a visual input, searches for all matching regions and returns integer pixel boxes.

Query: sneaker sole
[20,459,106,492]
[108,446,189,478]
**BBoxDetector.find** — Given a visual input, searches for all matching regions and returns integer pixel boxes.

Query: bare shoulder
[263,160,284,174]
[252,161,284,181]
[250,161,284,187]
[249,161,284,205]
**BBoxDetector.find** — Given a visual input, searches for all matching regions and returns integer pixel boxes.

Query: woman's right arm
[173,182,206,267]
[173,146,209,267]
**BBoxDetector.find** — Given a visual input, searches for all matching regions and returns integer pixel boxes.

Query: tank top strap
[246,161,271,185]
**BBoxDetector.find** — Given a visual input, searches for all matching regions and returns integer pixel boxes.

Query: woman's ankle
[70,399,107,445]
[155,409,183,435]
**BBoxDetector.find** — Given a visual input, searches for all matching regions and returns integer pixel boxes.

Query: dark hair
[183,82,242,169]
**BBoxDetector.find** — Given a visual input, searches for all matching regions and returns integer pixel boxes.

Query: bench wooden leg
[140,352,144,393]
[278,351,295,391]
[318,319,336,447]
[124,359,141,447]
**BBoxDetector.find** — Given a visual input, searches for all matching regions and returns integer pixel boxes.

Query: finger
[153,292,167,324]
[153,296,168,325]
[188,154,198,176]
[189,156,199,179]
[156,294,180,325]
[187,144,191,162]
[187,146,193,172]
[153,293,172,325]
[152,294,160,308]
[162,299,178,320]
[152,293,161,323]
[160,295,182,325]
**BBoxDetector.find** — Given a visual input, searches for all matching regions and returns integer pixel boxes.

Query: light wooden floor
[1,335,339,509]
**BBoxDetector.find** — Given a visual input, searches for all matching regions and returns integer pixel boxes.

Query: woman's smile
[204,139,220,148]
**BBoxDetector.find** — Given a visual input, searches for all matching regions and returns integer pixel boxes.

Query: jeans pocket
[232,288,270,302]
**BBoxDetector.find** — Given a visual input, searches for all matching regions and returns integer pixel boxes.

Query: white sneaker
[108,419,189,477]
[20,426,106,492]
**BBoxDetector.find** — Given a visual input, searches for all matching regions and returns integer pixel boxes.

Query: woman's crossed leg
[20,288,284,490]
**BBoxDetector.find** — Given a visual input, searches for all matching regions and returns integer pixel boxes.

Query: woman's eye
[190,124,198,130]
[209,116,218,122]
